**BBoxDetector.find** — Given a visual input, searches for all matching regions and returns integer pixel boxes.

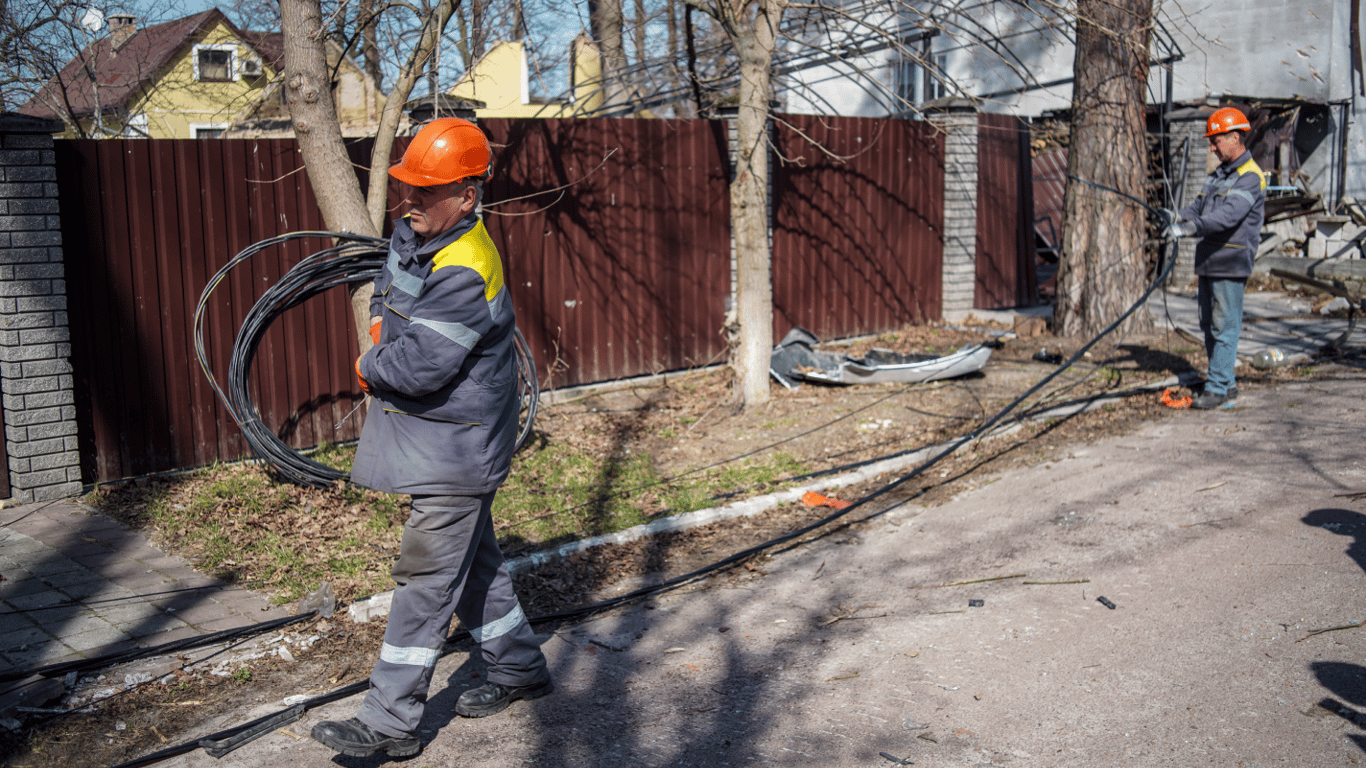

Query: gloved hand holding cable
[1158,208,1197,241]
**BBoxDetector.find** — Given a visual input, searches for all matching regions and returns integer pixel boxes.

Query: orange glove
[355,356,371,394]
[369,318,381,346]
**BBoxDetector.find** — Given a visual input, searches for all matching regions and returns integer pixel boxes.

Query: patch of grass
[85,461,406,605]
[494,446,807,555]
[86,434,809,604]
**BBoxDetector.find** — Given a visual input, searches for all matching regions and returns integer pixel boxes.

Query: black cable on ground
[194,232,538,488]
[0,612,314,687]
[106,180,1183,768]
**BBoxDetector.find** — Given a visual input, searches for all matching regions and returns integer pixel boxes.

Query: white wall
[780,0,1365,201]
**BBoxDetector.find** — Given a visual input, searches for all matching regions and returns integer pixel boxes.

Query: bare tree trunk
[360,0,381,90]
[512,0,526,40]
[721,0,785,406]
[1053,0,1153,338]
[281,0,459,352]
[590,0,628,108]
[279,0,377,346]
[633,0,646,68]
[471,0,485,63]
[361,0,460,232]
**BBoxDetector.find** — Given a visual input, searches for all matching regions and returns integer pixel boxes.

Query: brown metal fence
[56,139,361,483]
[481,118,733,387]
[52,114,1026,484]
[772,115,945,340]
[975,113,1037,308]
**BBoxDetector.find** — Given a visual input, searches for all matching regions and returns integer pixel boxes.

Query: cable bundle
[194,231,538,488]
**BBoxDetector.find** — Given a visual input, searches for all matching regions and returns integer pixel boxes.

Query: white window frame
[190,122,230,139]
[192,43,237,82]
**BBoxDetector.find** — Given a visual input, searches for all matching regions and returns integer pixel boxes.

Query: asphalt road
[152,363,1366,768]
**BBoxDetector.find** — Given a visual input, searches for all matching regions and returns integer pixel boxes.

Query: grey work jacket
[350,213,518,496]
[1179,149,1267,279]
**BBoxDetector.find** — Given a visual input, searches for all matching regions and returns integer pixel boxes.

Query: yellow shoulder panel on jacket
[1237,157,1267,192]
[432,220,505,302]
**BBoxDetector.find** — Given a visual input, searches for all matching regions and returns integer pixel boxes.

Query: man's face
[1208,130,1246,165]
[405,181,476,237]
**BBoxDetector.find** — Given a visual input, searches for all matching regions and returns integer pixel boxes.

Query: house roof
[19,8,266,121]
[236,30,285,70]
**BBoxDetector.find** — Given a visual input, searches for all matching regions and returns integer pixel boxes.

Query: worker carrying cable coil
[312,118,552,760]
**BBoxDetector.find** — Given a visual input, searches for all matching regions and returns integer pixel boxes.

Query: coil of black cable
[194,231,538,488]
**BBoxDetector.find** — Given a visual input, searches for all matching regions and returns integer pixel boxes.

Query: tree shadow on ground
[1114,343,1203,378]
[1312,662,1366,753]
[1302,508,1366,575]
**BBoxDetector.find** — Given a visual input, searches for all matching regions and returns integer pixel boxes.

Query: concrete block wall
[0,116,81,503]
[928,102,979,317]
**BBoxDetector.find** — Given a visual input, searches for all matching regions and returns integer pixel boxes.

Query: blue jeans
[1197,277,1246,396]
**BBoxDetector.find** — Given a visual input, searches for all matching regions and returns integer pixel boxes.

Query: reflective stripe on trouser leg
[357,493,547,736]
[1198,276,1245,396]
[452,500,548,688]
[358,493,486,736]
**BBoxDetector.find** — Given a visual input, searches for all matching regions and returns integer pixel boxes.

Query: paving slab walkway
[0,501,290,678]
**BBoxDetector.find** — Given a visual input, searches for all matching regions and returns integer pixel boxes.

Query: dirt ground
[0,319,1326,768]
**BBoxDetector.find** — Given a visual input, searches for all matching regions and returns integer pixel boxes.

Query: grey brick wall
[928,102,979,318]
[1169,117,1208,287]
[0,117,80,503]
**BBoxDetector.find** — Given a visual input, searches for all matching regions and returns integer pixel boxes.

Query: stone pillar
[0,114,81,503]
[927,99,979,319]
[1166,114,1209,288]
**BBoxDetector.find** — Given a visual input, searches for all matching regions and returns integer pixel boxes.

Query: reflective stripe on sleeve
[411,318,480,349]
[380,642,440,667]
[469,602,527,643]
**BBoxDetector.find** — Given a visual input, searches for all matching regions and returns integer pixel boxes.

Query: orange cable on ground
[802,491,852,509]
[1161,388,1191,408]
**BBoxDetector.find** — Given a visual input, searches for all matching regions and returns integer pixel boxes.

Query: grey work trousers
[358,492,548,737]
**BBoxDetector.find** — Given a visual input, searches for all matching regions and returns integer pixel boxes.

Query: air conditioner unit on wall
[240,58,263,77]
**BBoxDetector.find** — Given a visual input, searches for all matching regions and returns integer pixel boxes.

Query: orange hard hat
[1205,107,1251,137]
[389,118,491,187]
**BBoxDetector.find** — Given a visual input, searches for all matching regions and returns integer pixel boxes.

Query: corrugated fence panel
[57,139,362,484]
[772,115,944,340]
[975,113,1037,309]
[481,118,731,388]
[54,114,981,482]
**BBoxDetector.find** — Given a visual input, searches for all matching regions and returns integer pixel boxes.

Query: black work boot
[1191,390,1229,410]
[455,678,553,718]
[311,717,420,757]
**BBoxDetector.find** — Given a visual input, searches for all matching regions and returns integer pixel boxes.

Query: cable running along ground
[193,231,538,487]
[114,180,1178,768]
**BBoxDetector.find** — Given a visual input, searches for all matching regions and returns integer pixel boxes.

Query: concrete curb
[346,372,1200,624]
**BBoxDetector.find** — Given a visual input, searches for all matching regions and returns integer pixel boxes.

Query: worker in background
[311,118,552,759]
[1162,106,1267,410]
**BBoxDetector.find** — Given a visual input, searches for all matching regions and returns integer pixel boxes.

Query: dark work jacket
[350,213,518,495]
[1178,149,1267,279]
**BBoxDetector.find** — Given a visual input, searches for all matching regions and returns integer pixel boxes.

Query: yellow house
[450,39,612,119]
[19,9,275,138]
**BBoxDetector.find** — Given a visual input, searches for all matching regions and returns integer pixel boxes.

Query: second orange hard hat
[390,118,492,187]
[1205,106,1251,137]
